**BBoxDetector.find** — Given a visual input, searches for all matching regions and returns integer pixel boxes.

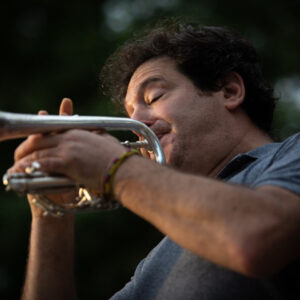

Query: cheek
[161,134,176,157]
[159,104,186,129]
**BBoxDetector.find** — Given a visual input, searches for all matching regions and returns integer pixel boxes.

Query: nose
[130,104,155,127]
[130,104,155,140]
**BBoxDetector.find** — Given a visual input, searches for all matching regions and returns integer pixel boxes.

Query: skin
[125,57,270,175]
[20,99,76,300]
[14,58,300,300]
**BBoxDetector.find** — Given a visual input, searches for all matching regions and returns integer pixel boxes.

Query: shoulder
[248,132,300,161]
[225,132,300,195]
[271,132,300,158]
[249,132,300,196]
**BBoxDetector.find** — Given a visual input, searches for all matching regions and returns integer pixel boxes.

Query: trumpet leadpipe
[0,111,165,164]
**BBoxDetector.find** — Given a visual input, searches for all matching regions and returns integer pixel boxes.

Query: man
[12,21,300,299]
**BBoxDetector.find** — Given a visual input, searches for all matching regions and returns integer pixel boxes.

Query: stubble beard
[167,138,187,171]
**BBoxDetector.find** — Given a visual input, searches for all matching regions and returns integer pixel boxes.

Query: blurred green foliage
[1,0,300,299]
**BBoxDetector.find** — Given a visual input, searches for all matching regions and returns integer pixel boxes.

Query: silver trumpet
[0,111,165,216]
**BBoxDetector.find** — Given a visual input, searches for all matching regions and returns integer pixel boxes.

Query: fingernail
[38,110,48,115]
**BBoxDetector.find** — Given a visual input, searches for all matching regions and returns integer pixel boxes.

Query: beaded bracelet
[103,149,139,198]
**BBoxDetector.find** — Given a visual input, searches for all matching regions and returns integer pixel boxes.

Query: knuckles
[60,143,81,165]
[62,129,81,141]
[13,129,123,175]
[63,129,93,139]
[41,158,63,173]
[14,134,42,161]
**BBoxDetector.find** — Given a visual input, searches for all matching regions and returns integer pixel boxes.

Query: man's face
[125,57,227,174]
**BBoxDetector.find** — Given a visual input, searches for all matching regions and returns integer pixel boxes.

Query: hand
[12,100,127,196]
[13,130,126,190]
[10,98,76,217]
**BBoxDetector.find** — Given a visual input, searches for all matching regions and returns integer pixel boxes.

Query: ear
[221,72,245,111]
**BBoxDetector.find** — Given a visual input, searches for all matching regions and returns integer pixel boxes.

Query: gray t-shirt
[111,133,300,300]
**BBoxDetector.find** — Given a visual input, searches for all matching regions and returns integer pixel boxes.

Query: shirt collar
[217,142,277,179]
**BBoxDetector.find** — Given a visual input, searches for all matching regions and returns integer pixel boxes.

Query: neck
[208,125,272,178]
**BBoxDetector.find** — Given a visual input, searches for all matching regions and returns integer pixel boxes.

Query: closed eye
[148,94,163,105]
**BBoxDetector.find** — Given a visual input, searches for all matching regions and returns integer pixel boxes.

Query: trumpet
[0,111,165,216]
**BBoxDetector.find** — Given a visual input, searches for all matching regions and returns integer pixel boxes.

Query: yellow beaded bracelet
[103,149,139,198]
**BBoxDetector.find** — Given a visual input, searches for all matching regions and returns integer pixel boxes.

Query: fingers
[38,97,73,116]
[14,134,60,161]
[7,165,22,174]
[14,98,74,161]
[13,156,65,175]
[59,98,73,116]
[38,110,48,116]
[91,129,107,135]
[58,98,106,133]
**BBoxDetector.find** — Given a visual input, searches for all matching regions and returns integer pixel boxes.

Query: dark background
[1,0,300,299]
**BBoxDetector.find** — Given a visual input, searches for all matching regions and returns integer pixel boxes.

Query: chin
[163,149,178,167]
[165,144,186,169]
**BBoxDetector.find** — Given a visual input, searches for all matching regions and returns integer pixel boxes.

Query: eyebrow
[139,76,167,91]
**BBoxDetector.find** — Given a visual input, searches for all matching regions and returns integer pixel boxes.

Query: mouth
[148,131,169,158]
[134,124,170,158]
[136,130,166,144]
[135,134,166,160]
[155,129,170,143]
[155,133,165,140]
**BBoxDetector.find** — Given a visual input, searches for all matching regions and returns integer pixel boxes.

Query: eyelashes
[147,93,164,105]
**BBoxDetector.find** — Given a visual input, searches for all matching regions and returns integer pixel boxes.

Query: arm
[22,211,75,300]
[13,129,300,279]
[113,155,300,277]
[21,99,76,300]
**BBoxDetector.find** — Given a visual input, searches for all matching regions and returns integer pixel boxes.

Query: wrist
[112,154,142,203]
[103,149,139,200]
[29,195,75,224]
[31,212,75,235]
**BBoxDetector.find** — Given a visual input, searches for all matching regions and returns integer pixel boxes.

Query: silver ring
[25,161,41,174]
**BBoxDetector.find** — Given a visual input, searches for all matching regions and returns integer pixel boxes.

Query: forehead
[125,57,179,102]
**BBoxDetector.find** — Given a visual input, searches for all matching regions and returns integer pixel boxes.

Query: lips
[151,124,170,139]
[141,130,167,158]
[155,133,165,140]
[133,121,170,156]
[135,128,168,143]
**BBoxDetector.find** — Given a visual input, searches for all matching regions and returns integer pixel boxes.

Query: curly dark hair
[100,19,277,132]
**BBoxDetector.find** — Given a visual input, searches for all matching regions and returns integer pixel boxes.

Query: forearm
[114,156,300,276]
[22,214,76,300]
